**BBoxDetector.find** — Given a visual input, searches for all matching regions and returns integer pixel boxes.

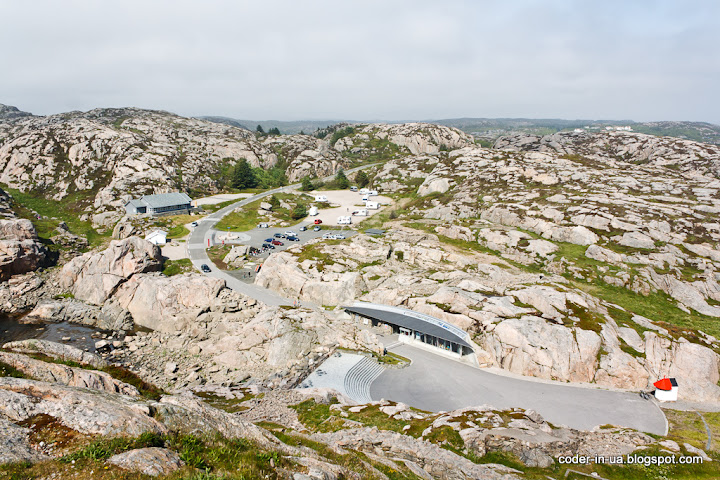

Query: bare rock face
[644,333,720,402]
[0,218,46,280]
[24,299,134,331]
[0,415,48,464]
[107,448,184,477]
[112,218,139,239]
[112,273,225,331]
[2,339,107,368]
[0,352,138,395]
[0,377,166,437]
[482,316,601,383]
[59,236,163,305]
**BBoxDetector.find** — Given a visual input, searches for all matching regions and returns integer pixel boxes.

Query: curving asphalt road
[371,337,668,435]
[186,164,377,306]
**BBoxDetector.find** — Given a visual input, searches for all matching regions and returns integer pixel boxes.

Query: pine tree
[256,125,265,134]
[355,170,369,188]
[231,159,256,189]
[301,176,313,192]
[335,168,349,189]
[291,204,307,220]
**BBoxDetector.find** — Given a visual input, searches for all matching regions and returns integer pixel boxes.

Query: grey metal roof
[126,199,146,208]
[343,302,473,349]
[138,192,192,209]
[365,228,386,236]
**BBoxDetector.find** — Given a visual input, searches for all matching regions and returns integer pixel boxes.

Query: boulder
[107,448,184,477]
[418,176,451,196]
[59,236,163,305]
[0,219,46,280]
[112,273,226,331]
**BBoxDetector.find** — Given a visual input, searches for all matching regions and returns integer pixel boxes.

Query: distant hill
[200,115,720,144]
[431,118,720,144]
[0,104,33,120]
[197,117,345,135]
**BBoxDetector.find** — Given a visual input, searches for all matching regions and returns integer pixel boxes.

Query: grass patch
[162,258,194,276]
[4,186,112,248]
[0,359,28,378]
[207,244,234,270]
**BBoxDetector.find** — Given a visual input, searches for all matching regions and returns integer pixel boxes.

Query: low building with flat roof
[343,301,475,358]
[125,192,193,216]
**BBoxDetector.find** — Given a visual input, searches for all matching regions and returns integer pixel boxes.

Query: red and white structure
[654,377,678,402]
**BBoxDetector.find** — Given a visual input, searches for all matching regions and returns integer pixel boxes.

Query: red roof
[654,378,673,391]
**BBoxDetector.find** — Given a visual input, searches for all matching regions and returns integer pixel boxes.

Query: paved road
[187,164,376,306]
[370,339,668,435]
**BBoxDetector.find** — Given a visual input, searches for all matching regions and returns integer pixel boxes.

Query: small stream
[0,314,107,353]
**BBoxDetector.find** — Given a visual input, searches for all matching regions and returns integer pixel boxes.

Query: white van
[358,188,370,195]
[309,206,319,216]
[365,201,379,210]
[314,195,328,202]
[352,208,368,216]
[350,186,358,192]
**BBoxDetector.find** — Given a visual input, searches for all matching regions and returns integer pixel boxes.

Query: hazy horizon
[2,0,718,123]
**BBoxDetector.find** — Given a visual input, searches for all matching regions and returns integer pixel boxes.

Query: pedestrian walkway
[297,351,384,404]
[344,357,385,404]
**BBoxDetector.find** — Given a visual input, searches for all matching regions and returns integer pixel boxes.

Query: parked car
[264,238,273,243]
[258,223,269,228]
[273,233,286,238]
[334,233,346,240]
[314,219,323,224]
[190,221,198,227]
[299,226,308,232]
[313,226,321,232]
[285,231,297,237]
[262,243,274,249]
[287,236,300,242]
[200,264,211,273]
[271,240,284,246]
[322,233,334,239]
[350,186,358,192]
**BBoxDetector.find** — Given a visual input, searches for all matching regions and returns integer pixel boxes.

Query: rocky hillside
[0,104,471,229]
[4,343,691,479]
[249,129,720,403]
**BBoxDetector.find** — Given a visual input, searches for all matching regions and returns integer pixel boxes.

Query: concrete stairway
[344,357,385,404]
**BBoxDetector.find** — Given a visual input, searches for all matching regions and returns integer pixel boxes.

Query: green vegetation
[215,193,311,232]
[290,203,307,220]
[162,258,194,276]
[335,168,350,189]
[231,159,256,190]
[354,169,369,187]
[4,186,111,248]
[329,125,356,146]
[0,359,28,378]
[300,175,313,191]
[206,244,234,270]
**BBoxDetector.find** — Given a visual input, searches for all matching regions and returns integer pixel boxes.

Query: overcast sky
[1,0,718,123]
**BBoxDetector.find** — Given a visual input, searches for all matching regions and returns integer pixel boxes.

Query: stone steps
[344,357,384,404]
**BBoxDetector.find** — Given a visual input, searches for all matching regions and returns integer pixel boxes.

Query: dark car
[273,233,286,238]
[271,240,284,246]
[264,238,273,243]
[200,264,211,273]
[287,236,300,242]
[262,243,274,249]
